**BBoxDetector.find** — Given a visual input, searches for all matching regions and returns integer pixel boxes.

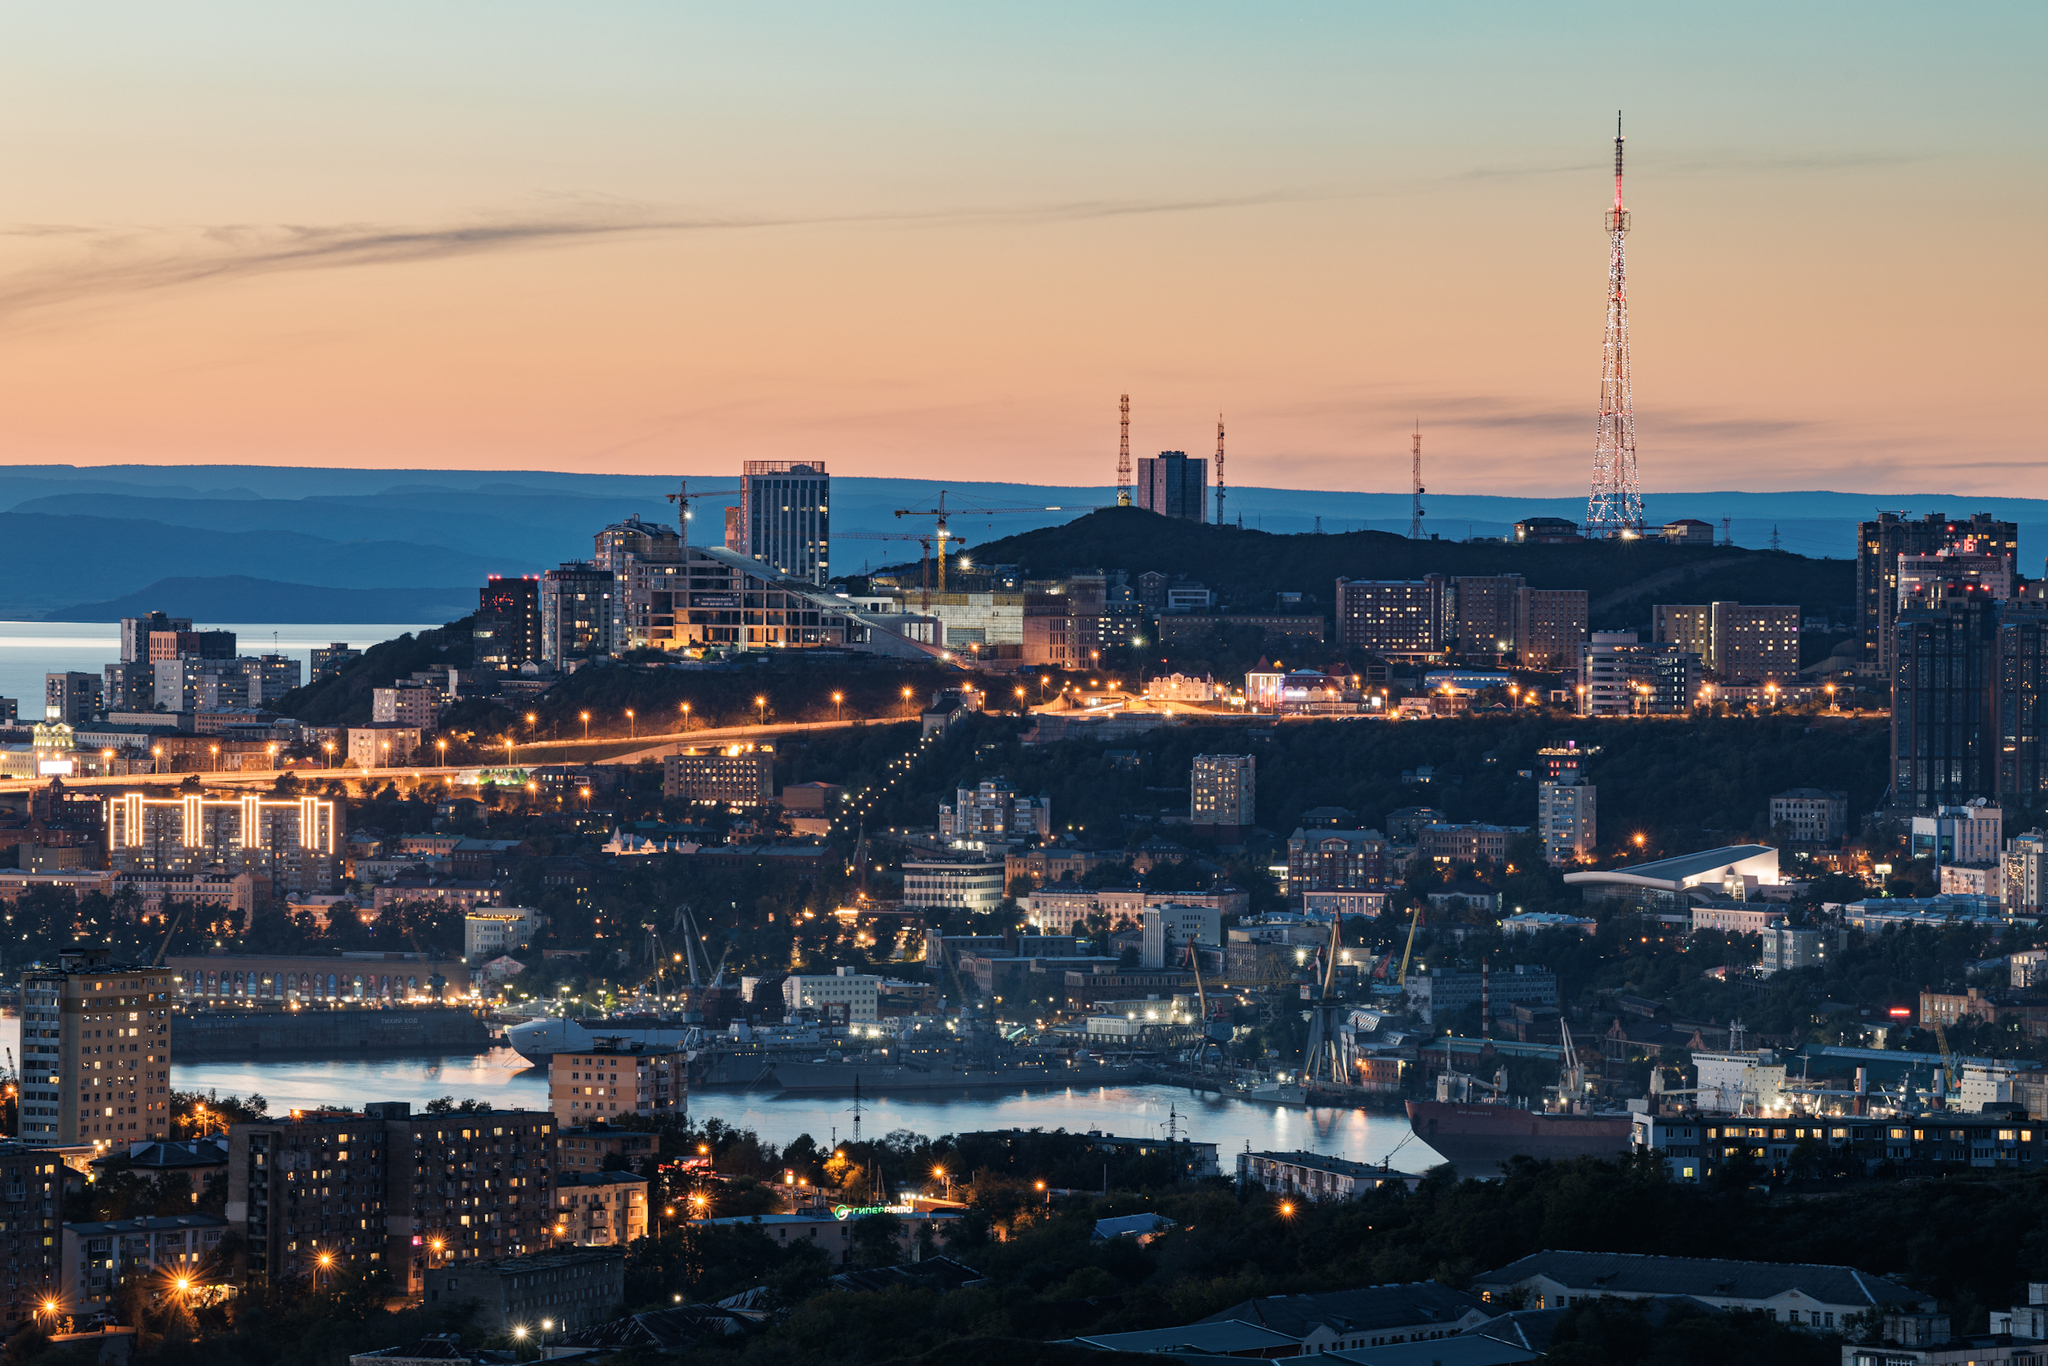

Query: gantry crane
[665,479,741,548]
[891,490,1095,593]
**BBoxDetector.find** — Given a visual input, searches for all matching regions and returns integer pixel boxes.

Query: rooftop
[1474,1250,1928,1308]
[1563,845,1779,893]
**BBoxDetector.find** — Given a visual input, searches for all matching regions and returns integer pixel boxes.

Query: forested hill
[968,508,1855,627]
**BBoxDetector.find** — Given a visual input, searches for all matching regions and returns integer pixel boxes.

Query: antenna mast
[1117,394,1132,506]
[1214,414,1226,526]
[1408,423,1425,539]
[1584,111,1644,538]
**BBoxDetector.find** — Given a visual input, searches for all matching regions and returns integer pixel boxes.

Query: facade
[1691,902,1789,934]
[1140,904,1223,969]
[465,906,541,961]
[1911,801,2002,867]
[19,952,174,1148]
[474,576,542,670]
[593,516,687,651]
[1711,602,1801,683]
[229,1102,556,1294]
[1661,518,1716,545]
[940,778,1052,843]
[428,1248,624,1335]
[662,748,774,805]
[1473,1249,1927,1326]
[1537,781,1596,865]
[539,562,615,663]
[106,790,341,898]
[1334,577,1445,657]
[781,969,880,1024]
[1512,587,1589,671]
[1759,925,1830,974]
[45,672,101,725]
[1190,1285,1488,1356]
[170,952,474,1003]
[1579,632,1703,715]
[1235,1151,1420,1203]
[1417,823,1522,865]
[120,613,191,664]
[1285,828,1388,891]
[0,1145,61,1333]
[1653,603,1714,660]
[1860,511,2018,677]
[1445,575,1522,656]
[310,644,361,682]
[900,859,1006,914]
[59,1215,226,1316]
[1771,789,1849,844]
[2005,831,2048,918]
[551,1171,647,1248]
[347,724,423,770]
[371,685,440,729]
[740,459,829,584]
[1135,450,1208,522]
[1892,586,1999,813]
[1404,967,1556,1026]
[546,1044,685,1126]
[1190,754,1256,836]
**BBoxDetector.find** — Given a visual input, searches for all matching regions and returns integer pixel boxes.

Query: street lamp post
[626,709,635,740]
[832,691,843,722]
[580,711,591,741]
[680,701,691,731]
[755,695,766,726]
[901,686,913,718]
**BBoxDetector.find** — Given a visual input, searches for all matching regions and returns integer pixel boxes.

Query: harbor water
[0,621,436,709]
[167,1049,1445,1170]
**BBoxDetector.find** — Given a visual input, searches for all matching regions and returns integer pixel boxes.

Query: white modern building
[782,968,879,1024]
[1140,903,1223,970]
[465,905,542,961]
[900,859,1007,914]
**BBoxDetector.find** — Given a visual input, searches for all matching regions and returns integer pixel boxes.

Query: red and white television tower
[1584,112,1643,538]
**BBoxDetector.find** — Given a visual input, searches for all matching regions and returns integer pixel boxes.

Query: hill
[270,618,475,726]
[967,508,1855,627]
[44,576,474,624]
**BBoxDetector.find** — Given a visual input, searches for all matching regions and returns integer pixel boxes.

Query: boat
[504,1015,704,1064]
[1404,1098,1633,1177]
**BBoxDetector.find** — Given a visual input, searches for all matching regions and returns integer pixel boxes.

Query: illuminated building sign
[107,793,338,853]
[831,1204,913,1220]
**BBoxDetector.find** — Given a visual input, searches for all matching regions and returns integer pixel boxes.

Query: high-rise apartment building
[120,613,191,664]
[1446,575,1523,656]
[2003,831,2048,918]
[539,563,614,663]
[1859,512,2018,677]
[740,460,829,584]
[1191,754,1256,838]
[43,672,100,726]
[102,660,154,712]
[146,630,235,663]
[1891,584,1998,814]
[227,1100,555,1296]
[594,516,687,650]
[20,951,174,1150]
[1578,633,1702,715]
[372,684,441,729]
[309,644,360,682]
[1652,602,1799,682]
[1537,781,1597,865]
[475,576,542,669]
[1997,605,2048,805]
[1512,587,1590,671]
[0,1146,61,1331]
[105,791,342,896]
[1334,576,1445,657]
[1135,451,1208,522]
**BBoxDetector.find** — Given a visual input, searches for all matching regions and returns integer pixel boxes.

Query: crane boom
[1396,902,1424,985]
[892,490,1098,592]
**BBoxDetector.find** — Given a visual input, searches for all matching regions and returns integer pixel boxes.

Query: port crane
[1395,901,1424,985]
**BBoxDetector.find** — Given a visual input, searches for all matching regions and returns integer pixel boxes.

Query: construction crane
[891,490,1095,593]
[1932,1018,1959,1095]
[150,905,190,968]
[664,479,741,549]
[1214,413,1226,526]
[836,530,954,613]
[1117,394,1132,505]
[1395,901,1425,986]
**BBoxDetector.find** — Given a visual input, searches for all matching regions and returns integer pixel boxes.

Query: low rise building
[1472,1250,1928,1327]
[347,724,423,769]
[1759,924,1831,974]
[371,684,441,729]
[1235,1151,1421,1203]
[1770,788,1850,845]
[939,777,1051,844]
[464,905,542,961]
[1691,902,1790,935]
[1418,823,1524,866]
[1140,904,1222,969]
[1404,966,1556,1026]
[781,969,880,1025]
[1287,828,1388,891]
[899,859,1006,914]
[663,747,774,806]
[1191,1283,1489,1354]
[427,1247,624,1335]
[551,1171,648,1248]
[59,1214,226,1316]
[1913,800,2003,867]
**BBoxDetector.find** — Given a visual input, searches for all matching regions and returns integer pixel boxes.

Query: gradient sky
[0,3,2039,496]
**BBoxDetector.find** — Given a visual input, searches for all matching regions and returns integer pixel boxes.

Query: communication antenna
[1116,394,1132,506]
[1408,422,1425,539]
[1721,515,1733,546]
[1769,524,1782,552]
[1584,112,1644,537]
[1214,414,1226,526]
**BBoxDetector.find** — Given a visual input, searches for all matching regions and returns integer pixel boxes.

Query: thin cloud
[0,189,1335,319]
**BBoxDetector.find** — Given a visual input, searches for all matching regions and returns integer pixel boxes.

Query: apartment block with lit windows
[103,791,341,898]
[19,951,173,1150]
[227,1100,554,1297]
[546,1044,686,1127]
[0,1143,61,1333]
[550,1170,648,1248]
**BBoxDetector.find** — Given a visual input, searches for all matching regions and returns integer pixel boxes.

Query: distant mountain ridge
[1,462,2039,621]
[44,576,477,624]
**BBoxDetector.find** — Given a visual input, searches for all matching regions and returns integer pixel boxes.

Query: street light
[436,738,448,765]
[209,743,220,772]
[832,691,843,722]
[901,686,913,718]
[626,708,636,739]
[580,711,590,740]
[932,1165,950,1200]
[322,740,334,768]
[680,701,691,731]
[755,695,767,725]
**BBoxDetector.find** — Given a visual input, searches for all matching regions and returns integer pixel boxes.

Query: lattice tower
[1117,393,1132,506]
[1584,112,1643,537]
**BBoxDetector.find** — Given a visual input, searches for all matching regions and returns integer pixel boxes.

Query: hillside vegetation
[970,508,1855,628]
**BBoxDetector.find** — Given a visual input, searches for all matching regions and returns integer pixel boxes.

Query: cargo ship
[1404,1098,1633,1177]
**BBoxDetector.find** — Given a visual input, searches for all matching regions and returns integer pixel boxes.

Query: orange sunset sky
[0,3,2039,496]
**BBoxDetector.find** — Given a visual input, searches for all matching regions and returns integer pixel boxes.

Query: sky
[0,3,2039,497]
